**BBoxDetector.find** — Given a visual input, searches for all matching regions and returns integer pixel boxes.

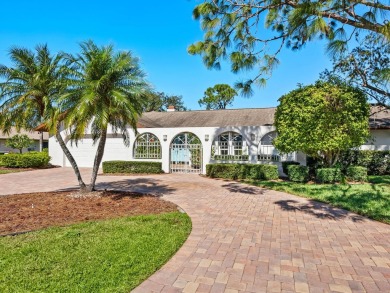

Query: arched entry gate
[170,132,202,174]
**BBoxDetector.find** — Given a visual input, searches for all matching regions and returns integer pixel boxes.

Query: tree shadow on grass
[369,175,390,185]
[274,199,366,222]
[273,182,390,223]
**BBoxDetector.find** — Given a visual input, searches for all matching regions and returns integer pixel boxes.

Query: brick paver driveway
[1,168,390,292]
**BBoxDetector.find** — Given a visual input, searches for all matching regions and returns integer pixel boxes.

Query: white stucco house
[47,106,390,174]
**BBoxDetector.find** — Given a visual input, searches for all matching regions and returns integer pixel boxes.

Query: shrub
[282,161,300,175]
[346,166,368,182]
[287,165,309,182]
[306,156,324,177]
[206,163,279,180]
[206,164,241,179]
[316,168,342,183]
[259,164,279,180]
[102,161,163,174]
[339,150,390,175]
[0,152,50,168]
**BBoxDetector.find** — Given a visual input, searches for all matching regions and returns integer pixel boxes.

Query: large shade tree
[274,81,370,167]
[198,83,237,109]
[0,45,63,151]
[322,33,390,107]
[63,41,149,192]
[188,0,390,95]
[143,91,187,112]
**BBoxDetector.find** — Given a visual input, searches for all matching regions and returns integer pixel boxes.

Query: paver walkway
[1,168,390,292]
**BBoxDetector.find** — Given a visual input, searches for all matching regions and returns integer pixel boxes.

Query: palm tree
[64,41,149,192]
[0,45,87,189]
[0,45,59,150]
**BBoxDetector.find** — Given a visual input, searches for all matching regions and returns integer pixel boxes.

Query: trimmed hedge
[346,166,368,182]
[282,161,300,175]
[102,160,163,174]
[0,152,50,168]
[206,163,279,180]
[287,165,309,182]
[316,168,342,183]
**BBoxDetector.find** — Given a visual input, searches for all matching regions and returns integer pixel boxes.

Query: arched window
[212,131,248,160]
[258,131,279,161]
[134,133,161,159]
[258,131,296,161]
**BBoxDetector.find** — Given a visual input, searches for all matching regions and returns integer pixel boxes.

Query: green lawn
[0,212,191,292]
[249,175,390,224]
[0,169,24,174]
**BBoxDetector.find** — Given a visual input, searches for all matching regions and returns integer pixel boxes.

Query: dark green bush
[282,161,300,175]
[0,152,51,168]
[306,156,321,177]
[206,163,279,180]
[339,150,390,175]
[259,164,279,180]
[287,165,309,182]
[346,166,368,182]
[102,161,163,174]
[316,168,342,183]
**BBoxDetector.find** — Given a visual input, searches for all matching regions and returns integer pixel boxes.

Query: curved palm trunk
[55,124,87,191]
[87,127,108,192]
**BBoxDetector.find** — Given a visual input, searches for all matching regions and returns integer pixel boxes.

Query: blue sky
[0,0,332,110]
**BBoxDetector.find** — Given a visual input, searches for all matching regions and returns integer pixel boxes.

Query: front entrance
[170,132,202,174]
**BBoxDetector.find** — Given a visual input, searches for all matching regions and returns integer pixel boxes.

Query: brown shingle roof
[138,106,390,129]
[369,105,390,129]
[138,108,276,128]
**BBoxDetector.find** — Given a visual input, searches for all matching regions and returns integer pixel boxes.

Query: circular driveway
[1,168,390,292]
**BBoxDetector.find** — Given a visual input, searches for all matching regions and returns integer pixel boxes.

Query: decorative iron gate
[170,133,202,174]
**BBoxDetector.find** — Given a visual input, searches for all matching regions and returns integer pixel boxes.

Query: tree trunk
[39,131,43,152]
[55,124,87,191]
[87,127,108,192]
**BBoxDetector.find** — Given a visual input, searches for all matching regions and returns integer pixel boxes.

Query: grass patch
[0,169,24,174]
[249,175,390,224]
[0,212,191,292]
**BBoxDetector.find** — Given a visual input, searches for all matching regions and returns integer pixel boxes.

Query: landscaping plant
[346,166,368,182]
[274,81,370,167]
[316,168,343,183]
[103,161,163,174]
[5,134,33,154]
[287,165,309,182]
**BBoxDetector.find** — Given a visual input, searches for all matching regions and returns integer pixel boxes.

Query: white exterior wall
[48,126,390,174]
[360,129,390,151]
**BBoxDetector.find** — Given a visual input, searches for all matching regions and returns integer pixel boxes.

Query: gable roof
[138,106,390,129]
[138,108,276,128]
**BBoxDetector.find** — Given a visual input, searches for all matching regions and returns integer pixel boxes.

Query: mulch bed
[0,165,59,172]
[0,191,178,235]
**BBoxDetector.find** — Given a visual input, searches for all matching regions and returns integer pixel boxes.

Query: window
[134,133,161,159]
[258,131,295,161]
[258,132,279,161]
[212,132,248,160]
